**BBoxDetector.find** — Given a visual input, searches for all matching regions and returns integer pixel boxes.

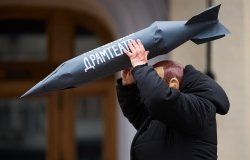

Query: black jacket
[116,65,230,160]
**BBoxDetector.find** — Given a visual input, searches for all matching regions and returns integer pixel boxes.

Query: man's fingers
[145,51,149,58]
[124,49,132,57]
[128,41,136,53]
[131,39,140,51]
[122,68,131,77]
[137,39,145,51]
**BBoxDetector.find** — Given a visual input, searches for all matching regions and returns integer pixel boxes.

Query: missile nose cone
[20,62,67,98]
[20,81,45,98]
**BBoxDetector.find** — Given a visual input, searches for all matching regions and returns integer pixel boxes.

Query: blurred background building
[0,0,249,160]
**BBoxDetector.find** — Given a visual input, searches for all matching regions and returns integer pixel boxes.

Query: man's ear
[169,77,179,89]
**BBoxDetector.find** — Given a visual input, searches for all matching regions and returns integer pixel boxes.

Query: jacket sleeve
[116,78,149,130]
[132,65,217,134]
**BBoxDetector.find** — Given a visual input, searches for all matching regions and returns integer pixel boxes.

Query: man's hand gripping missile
[124,39,149,67]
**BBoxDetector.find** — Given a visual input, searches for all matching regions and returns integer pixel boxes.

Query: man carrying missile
[116,39,230,160]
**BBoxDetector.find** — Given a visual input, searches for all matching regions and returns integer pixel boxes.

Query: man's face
[154,66,165,79]
[154,66,179,90]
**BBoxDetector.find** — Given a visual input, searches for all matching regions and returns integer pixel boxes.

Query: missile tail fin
[191,22,230,44]
[186,4,221,25]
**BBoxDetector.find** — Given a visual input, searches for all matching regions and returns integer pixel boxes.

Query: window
[0,8,116,160]
[0,98,47,160]
[75,96,103,160]
[0,19,47,61]
[75,26,101,55]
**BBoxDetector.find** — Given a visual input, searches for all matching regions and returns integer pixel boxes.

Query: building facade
[0,0,249,160]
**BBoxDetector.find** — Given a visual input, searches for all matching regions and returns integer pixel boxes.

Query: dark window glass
[75,96,103,160]
[0,98,47,160]
[75,26,101,55]
[0,19,47,61]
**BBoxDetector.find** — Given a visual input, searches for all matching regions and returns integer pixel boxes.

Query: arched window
[0,6,116,160]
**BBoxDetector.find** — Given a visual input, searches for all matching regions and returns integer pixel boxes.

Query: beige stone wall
[245,0,250,159]
[214,1,247,159]
[170,0,250,160]
[169,0,206,70]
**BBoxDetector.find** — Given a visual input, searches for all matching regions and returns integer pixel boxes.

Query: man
[116,39,230,160]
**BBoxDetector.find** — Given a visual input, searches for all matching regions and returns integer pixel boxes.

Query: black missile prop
[21,4,230,98]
